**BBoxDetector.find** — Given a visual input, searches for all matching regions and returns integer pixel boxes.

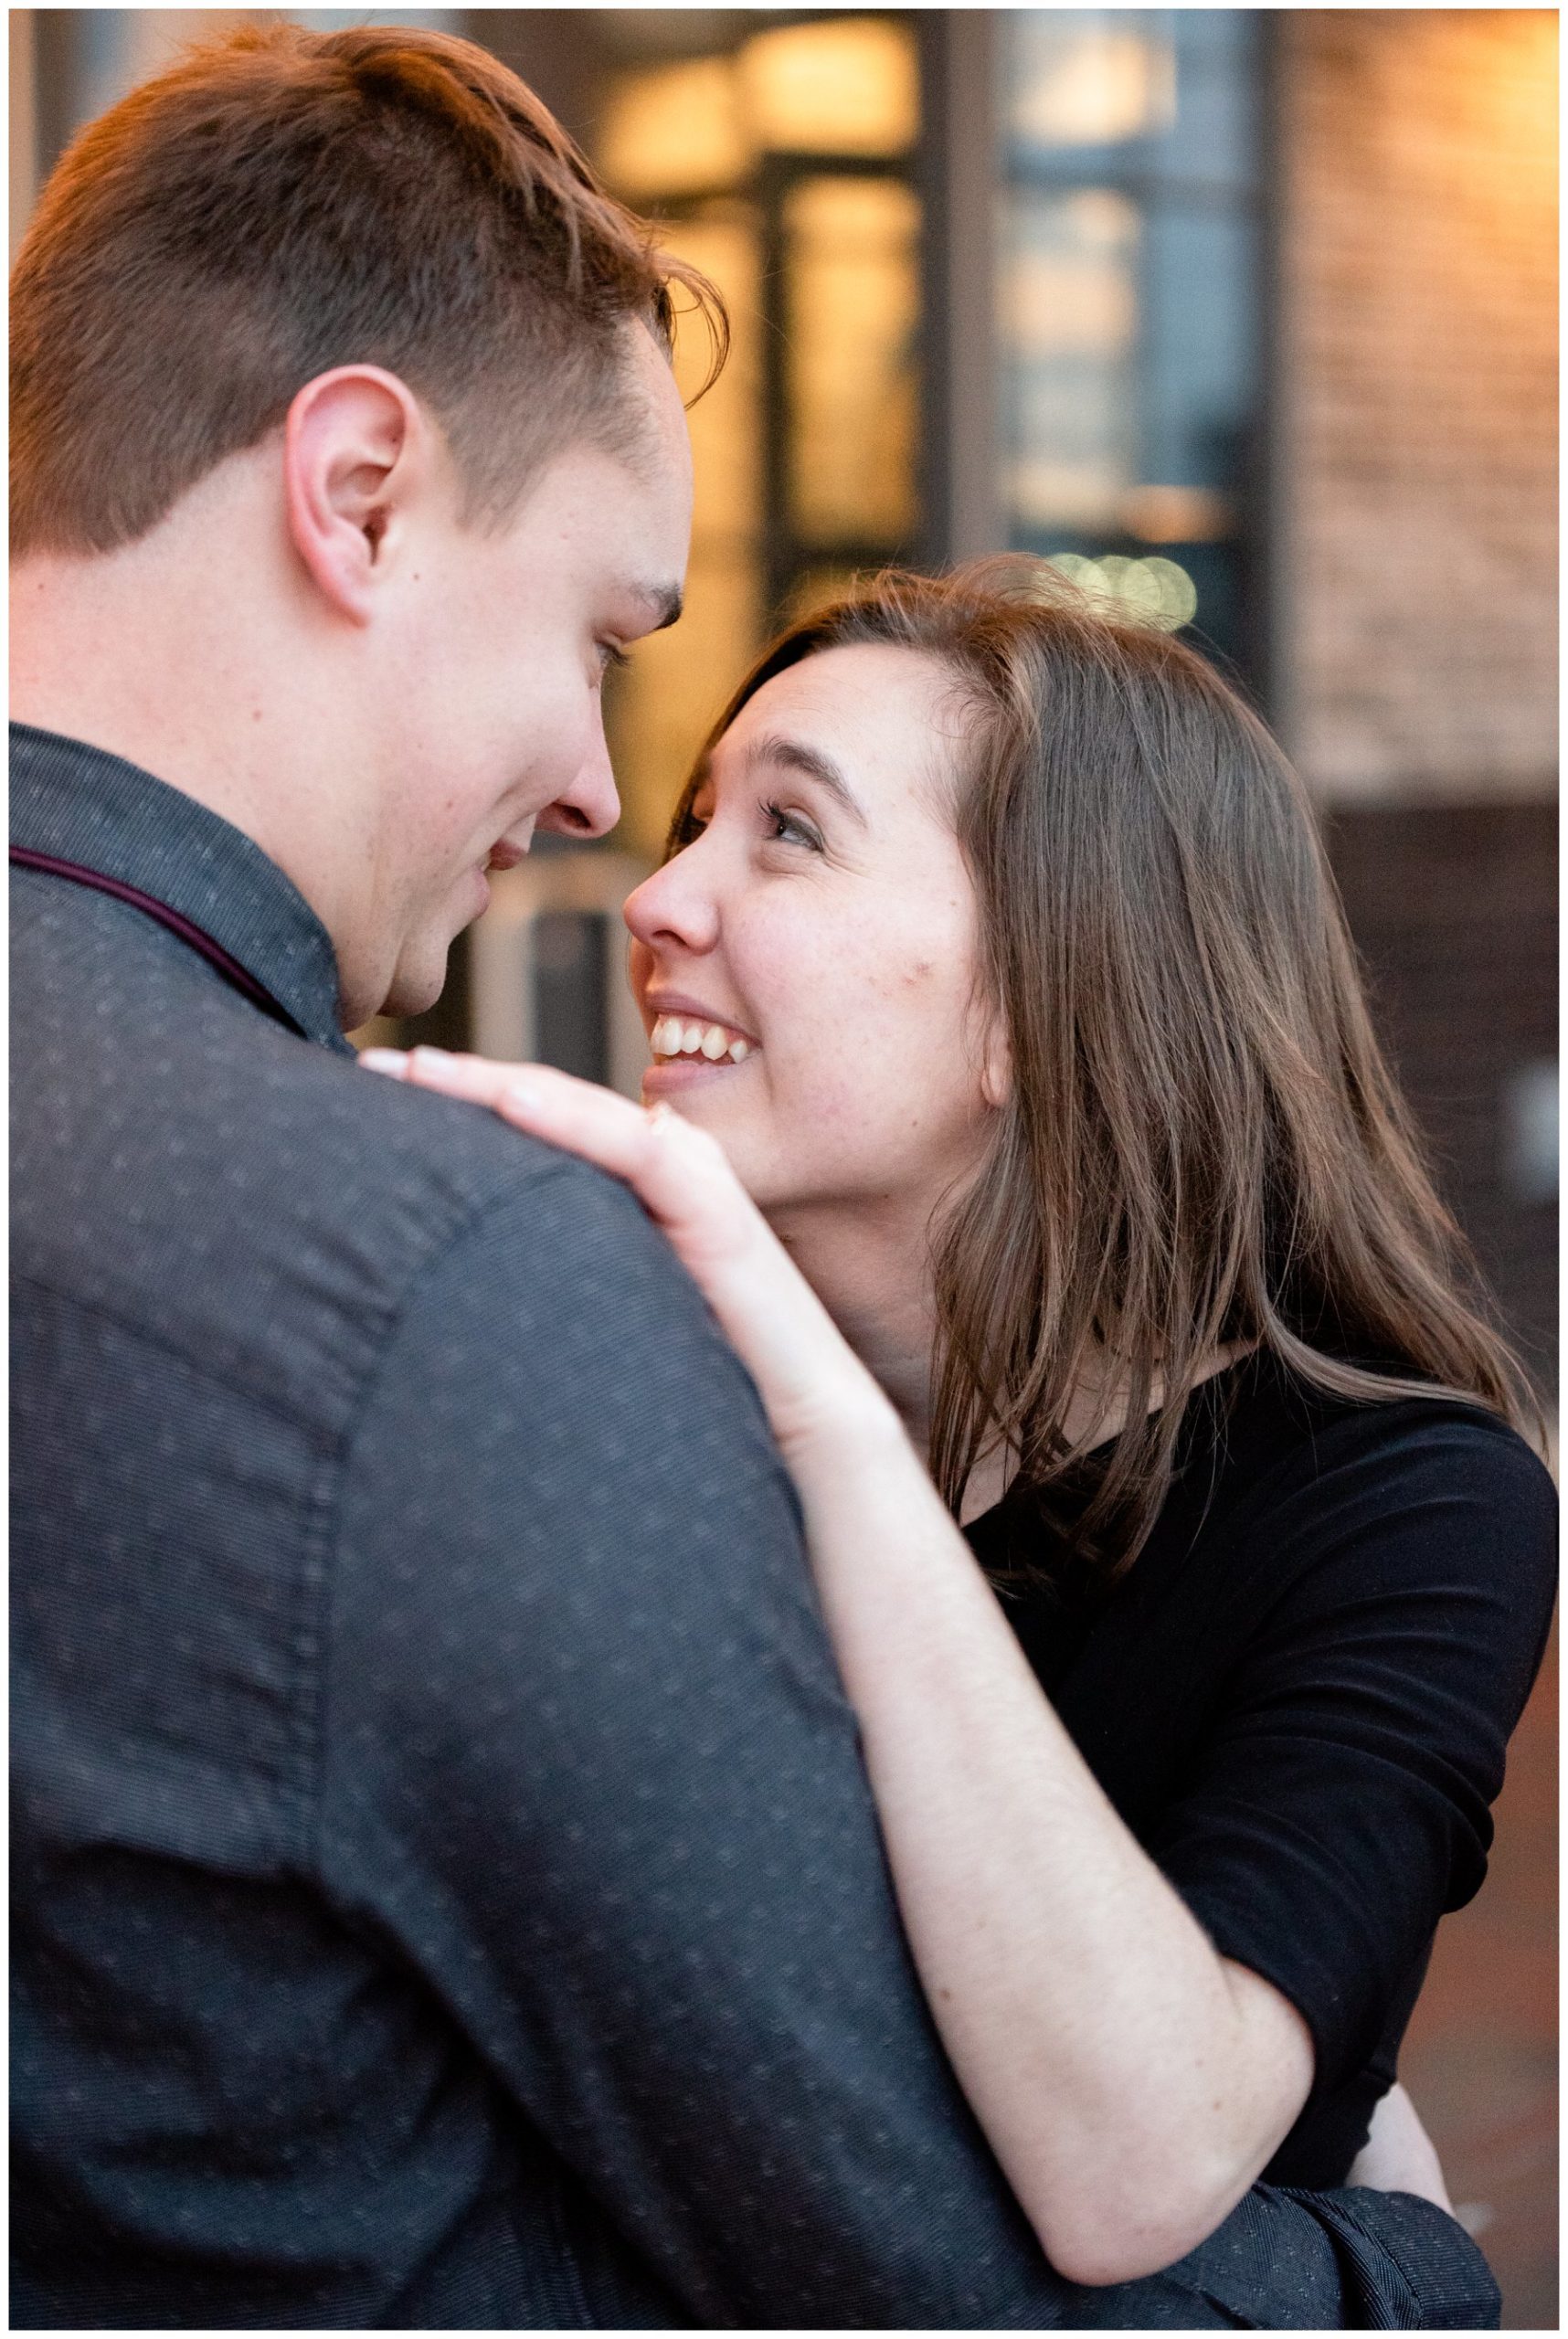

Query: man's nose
[535,718,620,841]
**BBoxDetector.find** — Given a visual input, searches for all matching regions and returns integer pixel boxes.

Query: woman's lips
[641,1053,752,1098]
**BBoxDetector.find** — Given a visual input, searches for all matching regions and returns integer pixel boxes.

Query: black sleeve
[1148,1406,1556,2101]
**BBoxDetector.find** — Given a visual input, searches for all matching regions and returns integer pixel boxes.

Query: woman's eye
[760,799,821,851]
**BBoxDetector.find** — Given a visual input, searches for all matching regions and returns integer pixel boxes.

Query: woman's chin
[639,1061,774,1193]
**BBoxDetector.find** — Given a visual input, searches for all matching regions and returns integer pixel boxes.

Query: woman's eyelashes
[759,798,823,852]
[673,799,823,854]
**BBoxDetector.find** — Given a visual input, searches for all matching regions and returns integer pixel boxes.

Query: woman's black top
[963,1350,1556,2186]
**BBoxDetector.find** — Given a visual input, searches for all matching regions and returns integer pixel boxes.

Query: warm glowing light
[599,57,748,196]
[1012,23,1176,149]
[739,17,918,156]
[608,210,762,858]
[600,18,917,198]
[610,549,762,861]
[783,566,869,626]
[786,175,921,546]
[663,210,761,536]
[1049,552,1198,631]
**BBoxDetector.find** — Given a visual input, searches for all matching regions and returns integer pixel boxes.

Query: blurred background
[11,9,1558,2322]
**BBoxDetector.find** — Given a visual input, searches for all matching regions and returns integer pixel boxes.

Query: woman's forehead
[711,643,968,803]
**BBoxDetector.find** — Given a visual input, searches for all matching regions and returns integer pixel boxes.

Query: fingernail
[359,1049,409,1076]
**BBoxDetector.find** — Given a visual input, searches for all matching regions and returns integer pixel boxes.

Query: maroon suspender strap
[10,844,302,1031]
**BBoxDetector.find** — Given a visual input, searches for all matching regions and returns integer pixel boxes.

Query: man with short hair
[11,25,1496,2327]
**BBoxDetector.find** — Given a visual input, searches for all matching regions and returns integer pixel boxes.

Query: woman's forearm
[789,1393,1314,2286]
[369,1053,1315,2281]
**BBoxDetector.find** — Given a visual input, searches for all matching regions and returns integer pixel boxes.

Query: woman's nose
[623,842,721,957]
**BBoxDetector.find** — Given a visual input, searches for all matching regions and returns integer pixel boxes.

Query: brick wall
[1280,32,1557,2318]
[1325,800,1557,1393]
[1277,10,1557,801]
[1277,13,1557,1393]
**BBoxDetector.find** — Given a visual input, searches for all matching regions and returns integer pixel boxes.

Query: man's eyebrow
[747,733,869,826]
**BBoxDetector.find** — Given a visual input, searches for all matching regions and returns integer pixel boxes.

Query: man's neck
[11,537,364,979]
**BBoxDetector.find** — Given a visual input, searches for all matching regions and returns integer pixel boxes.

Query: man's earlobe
[282,366,425,624]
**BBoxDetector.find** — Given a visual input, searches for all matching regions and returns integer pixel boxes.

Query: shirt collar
[10,723,354,1055]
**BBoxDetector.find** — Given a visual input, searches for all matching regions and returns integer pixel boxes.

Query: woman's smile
[624,642,1002,1221]
[641,990,757,1096]
[364,556,1548,2310]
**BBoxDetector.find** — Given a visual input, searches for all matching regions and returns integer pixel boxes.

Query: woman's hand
[359,1048,897,1462]
[360,1038,1317,2289]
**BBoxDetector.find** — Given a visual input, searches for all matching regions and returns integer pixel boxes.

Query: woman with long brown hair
[368,560,1554,2291]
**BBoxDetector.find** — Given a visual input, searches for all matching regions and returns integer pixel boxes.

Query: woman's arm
[364,1050,1314,2284]
[777,1390,1316,2287]
[1348,2084,1453,2211]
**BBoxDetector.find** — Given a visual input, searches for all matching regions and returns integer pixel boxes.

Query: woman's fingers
[361,1046,756,1262]
[359,1043,885,1453]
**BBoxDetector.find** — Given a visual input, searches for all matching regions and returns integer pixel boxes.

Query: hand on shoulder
[362,1047,895,1461]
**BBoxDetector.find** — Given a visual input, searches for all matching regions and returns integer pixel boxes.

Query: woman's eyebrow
[747,733,869,827]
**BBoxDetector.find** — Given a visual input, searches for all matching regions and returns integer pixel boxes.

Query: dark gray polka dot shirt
[10,725,1499,2331]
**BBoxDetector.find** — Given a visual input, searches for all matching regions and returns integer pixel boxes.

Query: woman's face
[624,642,1006,1219]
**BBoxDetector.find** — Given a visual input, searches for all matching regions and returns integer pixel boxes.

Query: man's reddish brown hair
[10,23,725,556]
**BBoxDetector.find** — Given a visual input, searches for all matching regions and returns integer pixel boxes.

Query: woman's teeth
[650,1014,751,1064]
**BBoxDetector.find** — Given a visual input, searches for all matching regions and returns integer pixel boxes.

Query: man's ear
[282,366,432,625]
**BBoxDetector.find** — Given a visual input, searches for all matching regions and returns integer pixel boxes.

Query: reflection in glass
[1007,10,1258,189]
[1001,186,1139,532]
[1142,206,1255,489]
[998,9,1263,677]
[786,175,921,548]
[1010,16,1175,150]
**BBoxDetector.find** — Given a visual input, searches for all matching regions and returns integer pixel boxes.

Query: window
[592,13,925,857]
[997,11,1266,684]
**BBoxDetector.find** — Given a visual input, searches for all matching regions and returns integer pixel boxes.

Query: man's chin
[379,941,451,1023]
[376,877,493,1021]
